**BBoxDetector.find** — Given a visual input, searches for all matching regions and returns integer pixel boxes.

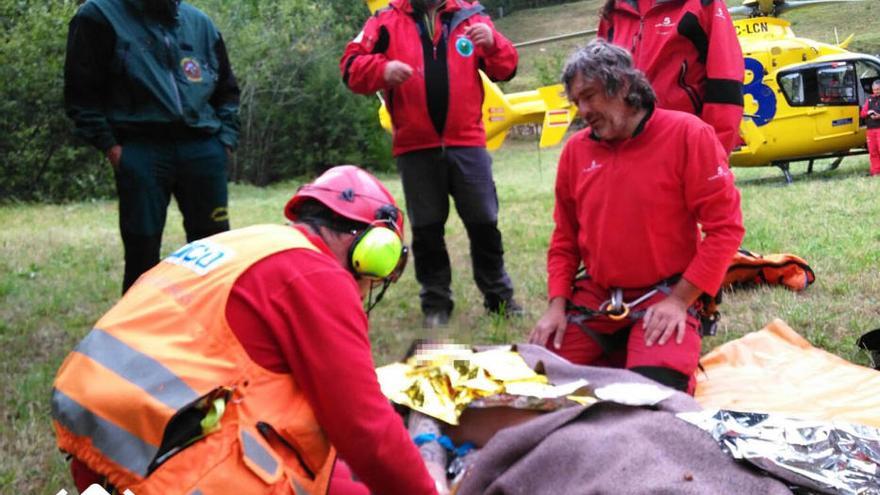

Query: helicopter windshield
[778,62,862,107]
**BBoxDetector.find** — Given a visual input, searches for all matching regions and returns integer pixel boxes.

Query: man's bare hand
[642,295,688,347]
[528,297,567,349]
[105,145,122,171]
[464,23,494,49]
[383,60,413,86]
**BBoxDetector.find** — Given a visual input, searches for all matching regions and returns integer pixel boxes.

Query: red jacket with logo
[598,0,744,153]
[547,108,745,301]
[341,0,518,156]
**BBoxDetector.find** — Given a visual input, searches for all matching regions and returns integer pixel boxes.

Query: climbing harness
[566,276,721,340]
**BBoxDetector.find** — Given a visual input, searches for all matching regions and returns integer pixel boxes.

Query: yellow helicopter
[727,0,876,182]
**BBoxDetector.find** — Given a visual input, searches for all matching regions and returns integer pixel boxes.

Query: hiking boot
[486,298,525,319]
[423,310,451,329]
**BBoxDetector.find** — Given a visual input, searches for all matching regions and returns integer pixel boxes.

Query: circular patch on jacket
[180,57,203,82]
[455,36,474,58]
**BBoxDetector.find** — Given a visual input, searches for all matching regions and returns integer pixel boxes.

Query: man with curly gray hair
[530,39,745,394]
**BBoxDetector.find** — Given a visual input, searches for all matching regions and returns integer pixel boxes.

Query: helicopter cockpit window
[779,73,805,105]
[817,65,857,105]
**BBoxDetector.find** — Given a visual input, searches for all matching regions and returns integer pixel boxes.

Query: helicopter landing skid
[771,149,868,184]
[774,162,794,184]
[806,156,844,174]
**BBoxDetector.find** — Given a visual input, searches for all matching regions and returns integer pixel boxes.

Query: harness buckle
[600,289,630,320]
[604,303,630,320]
[700,311,720,337]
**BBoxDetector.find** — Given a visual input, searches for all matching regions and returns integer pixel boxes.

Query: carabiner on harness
[599,288,628,320]
[599,287,660,321]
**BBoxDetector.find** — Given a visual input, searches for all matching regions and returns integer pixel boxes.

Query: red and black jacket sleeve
[340,14,391,95]
[696,0,744,154]
[475,14,518,82]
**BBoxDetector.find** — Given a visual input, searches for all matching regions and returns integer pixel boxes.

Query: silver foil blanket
[678,410,880,494]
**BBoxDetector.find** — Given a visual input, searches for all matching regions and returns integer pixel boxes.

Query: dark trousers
[397,147,514,314]
[115,134,230,293]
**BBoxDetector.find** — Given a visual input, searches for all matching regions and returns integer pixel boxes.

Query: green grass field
[2,142,878,492]
[4,0,880,491]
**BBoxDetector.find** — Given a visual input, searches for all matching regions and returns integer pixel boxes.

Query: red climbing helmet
[285,165,404,235]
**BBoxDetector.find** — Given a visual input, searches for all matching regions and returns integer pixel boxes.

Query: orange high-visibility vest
[52,225,337,495]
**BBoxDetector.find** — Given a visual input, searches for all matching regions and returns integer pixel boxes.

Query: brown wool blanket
[455,345,793,495]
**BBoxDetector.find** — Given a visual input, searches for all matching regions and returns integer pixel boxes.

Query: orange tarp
[695,319,880,428]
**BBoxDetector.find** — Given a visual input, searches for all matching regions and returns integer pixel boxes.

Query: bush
[203,0,392,186]
[0,0,391,202]
[0,1,113,202]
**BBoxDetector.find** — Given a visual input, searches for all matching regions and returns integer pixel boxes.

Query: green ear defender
[349,226,404,279]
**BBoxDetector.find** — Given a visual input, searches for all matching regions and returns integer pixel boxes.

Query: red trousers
[868,128,880,176]
[544,278,702,393]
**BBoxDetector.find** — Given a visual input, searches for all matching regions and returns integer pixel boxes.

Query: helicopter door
[854,59,880,126]
[813,63,860,139]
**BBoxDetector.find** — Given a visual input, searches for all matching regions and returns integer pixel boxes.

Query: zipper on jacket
[678,60,703,115]
[164,33,184,115]
[633,16,644,63]
[438,20,450,152]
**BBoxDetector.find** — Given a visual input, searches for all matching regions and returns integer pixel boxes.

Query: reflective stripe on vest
[292,479,309,495]
[74,328,200,410]
[241,429,280,481]
[51,389,157,476]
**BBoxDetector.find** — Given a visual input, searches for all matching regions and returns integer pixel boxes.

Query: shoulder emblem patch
[180,57,203,83]
[455,36,474,58]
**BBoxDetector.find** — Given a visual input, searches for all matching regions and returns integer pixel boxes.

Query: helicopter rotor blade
[777,0,863,15]
[513,29,598,48]
[728,5,754,17]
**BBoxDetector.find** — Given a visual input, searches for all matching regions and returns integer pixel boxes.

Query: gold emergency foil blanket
[376,345,593,425]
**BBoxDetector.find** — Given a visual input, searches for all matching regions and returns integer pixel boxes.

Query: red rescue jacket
[598,0,744,153]
[547,108,745,300]
[861,95,880,129]
[341,0,518,156]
